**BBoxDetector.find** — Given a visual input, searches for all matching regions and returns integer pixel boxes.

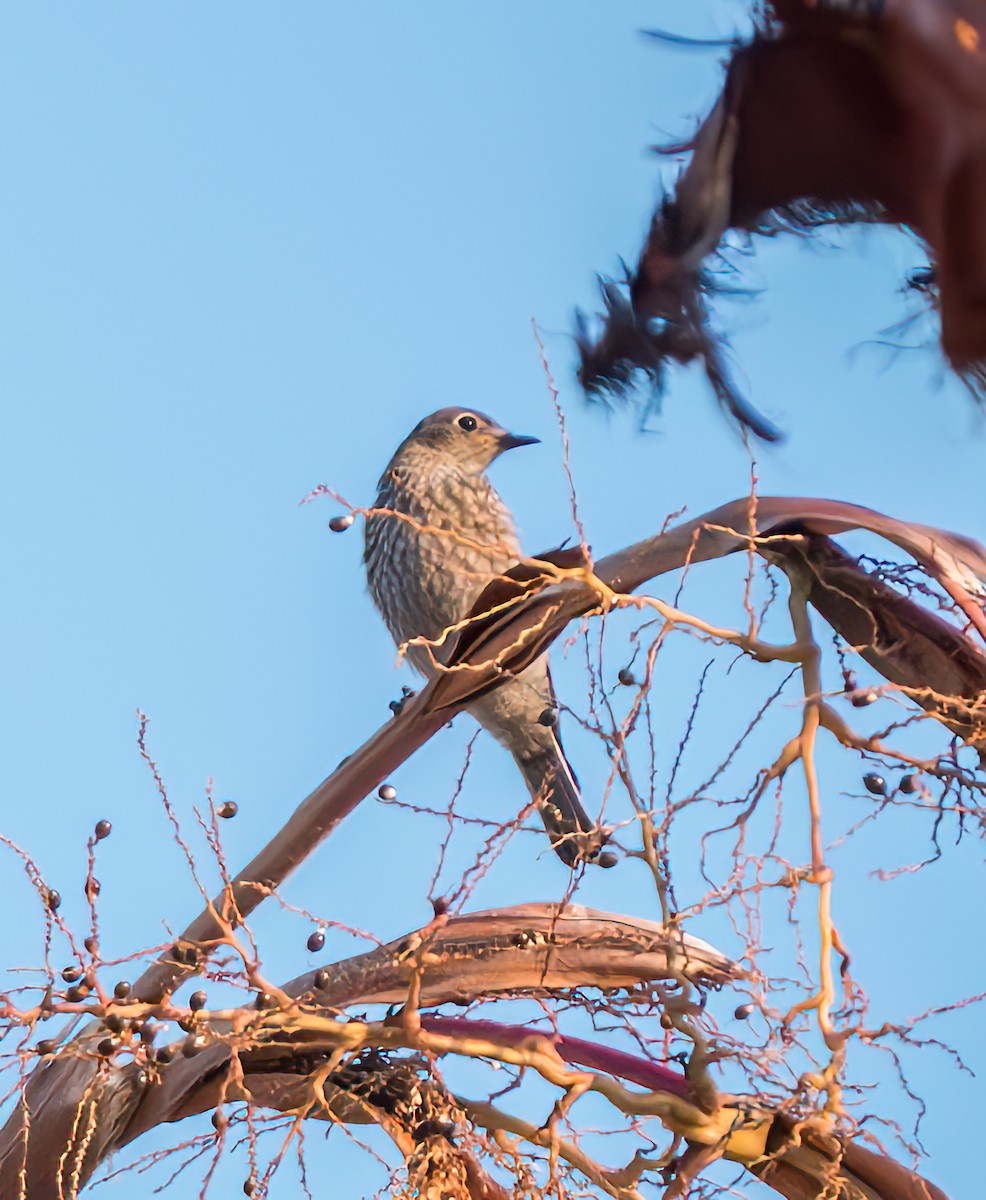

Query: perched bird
[364,408,609,867]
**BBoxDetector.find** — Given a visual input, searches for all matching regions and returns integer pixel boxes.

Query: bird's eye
[457,413,478,432]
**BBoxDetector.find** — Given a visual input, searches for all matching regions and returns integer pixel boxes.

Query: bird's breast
[364,473,521,670]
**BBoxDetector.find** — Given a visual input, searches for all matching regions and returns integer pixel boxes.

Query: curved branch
[2,495,978,1198]
[0,904,737,1197]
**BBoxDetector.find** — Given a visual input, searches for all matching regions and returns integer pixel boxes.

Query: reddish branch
[418,1016,693,1100]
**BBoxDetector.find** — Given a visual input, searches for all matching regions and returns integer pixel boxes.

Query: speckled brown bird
[364,407,608,867]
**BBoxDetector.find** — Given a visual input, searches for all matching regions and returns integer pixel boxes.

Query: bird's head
[391,408,540,475]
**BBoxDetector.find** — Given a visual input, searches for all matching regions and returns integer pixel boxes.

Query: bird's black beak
[498,431,540,452]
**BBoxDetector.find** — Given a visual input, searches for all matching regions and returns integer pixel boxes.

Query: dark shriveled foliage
[578,0,986,437]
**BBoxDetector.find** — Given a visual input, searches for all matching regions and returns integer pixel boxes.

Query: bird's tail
[515,739,611,868]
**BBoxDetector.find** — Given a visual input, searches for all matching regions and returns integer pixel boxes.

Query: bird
[363,407,610,868]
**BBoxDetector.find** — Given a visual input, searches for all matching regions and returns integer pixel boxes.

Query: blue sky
[2,3,984,1197]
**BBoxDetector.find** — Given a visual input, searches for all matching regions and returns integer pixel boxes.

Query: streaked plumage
[364,407,608,867]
